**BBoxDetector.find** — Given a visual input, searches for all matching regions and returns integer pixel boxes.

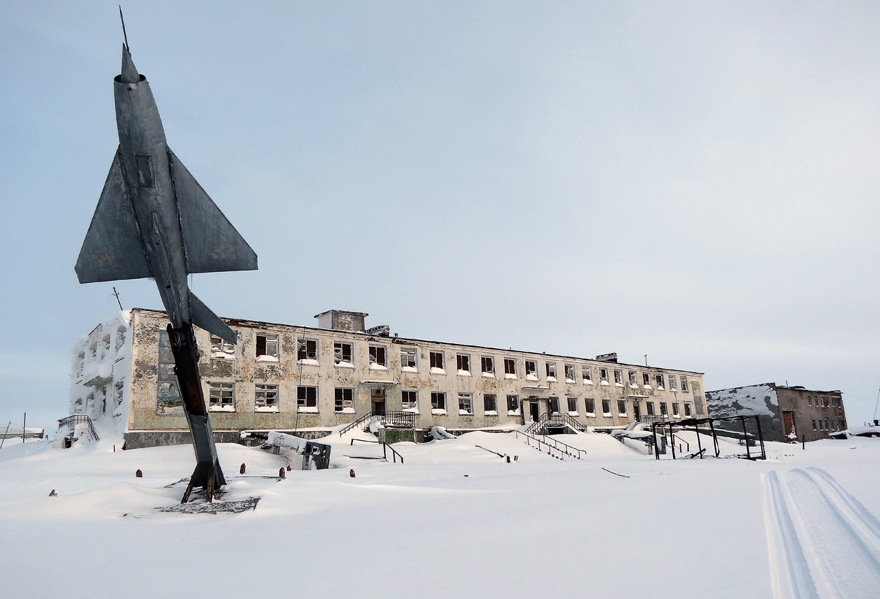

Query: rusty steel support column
[695,423,703,458]
[741,416,751,460]
[755,416,766,460]
[652,423,660,460]
[709,419,720,457]
[167,324,225,502]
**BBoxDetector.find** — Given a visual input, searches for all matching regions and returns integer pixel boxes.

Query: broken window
[684,403,692,416]
[812,420,817,431]
[643,373,651,386]
[255,384,279,410]
[115,326,126,352]
[103,335,111,356]
[567,397,578,413]
[564,364,575,381]
[334,388,353,412]
[504,358,517,377]
[613,369,623,385]
[582,367,592,383]
[483,394,497,413]
[209,382,234,410]
[680,377,689,392]
[431,391,446,410]
[481,356,495,376]
[507,395,519,412]
[646,402,655,416]
[401,348,417,369]
[430,351,445,370]
[599,368,608,382]
[672,402,679,416]
[668,375,677,391]
[655,374,664,389]
[297,386,318,409]
[90,341,98,359]
[628,370,637,385]
[546,362,557,380]
[402,390,418,409]
[296,338,316,361]
[211,334,235,359]
[257,334,280,359]
[459,393,473,414]
[525,360,537,378]
[115,380,124,406]
[76,352,85,378]
[660,402,668,416]
[617,400,626,415]
[549,397,560,414]
[601,399,611,416]
[369,346,387,367]
[456,354,470,374]
[334,342,353,365]
[585,398,595,414]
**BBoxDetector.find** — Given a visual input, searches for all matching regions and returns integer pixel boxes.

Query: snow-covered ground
[1,428,878,599]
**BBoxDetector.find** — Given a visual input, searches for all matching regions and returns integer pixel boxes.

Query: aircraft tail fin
[167,147,258,276]
[75,148,153,284]
[190,292,237,345]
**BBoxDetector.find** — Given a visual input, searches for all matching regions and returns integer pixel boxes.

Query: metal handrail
[525,412,550,435]
[339,413,374,436]
[671,433,689,453]
[380,410,416,428]
[550,412,589,433]
[514,429,585,460]
[526,412,589,435]
[58,414,99,441]
[350,438,404,464]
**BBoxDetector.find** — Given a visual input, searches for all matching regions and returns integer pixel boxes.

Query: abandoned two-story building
[68,308,706,448]
[705,383,847,443]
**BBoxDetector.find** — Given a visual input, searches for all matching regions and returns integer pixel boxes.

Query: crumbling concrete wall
[93,308,707,441]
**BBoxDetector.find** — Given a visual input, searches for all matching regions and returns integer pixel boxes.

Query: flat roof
[130,307,704,375]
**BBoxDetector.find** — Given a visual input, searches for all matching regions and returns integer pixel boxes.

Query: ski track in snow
[763,467,880,599]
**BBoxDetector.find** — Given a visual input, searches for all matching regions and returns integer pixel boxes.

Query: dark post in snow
[74,12,257,503]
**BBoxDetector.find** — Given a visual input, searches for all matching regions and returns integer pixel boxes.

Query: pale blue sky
[2,1,879,429]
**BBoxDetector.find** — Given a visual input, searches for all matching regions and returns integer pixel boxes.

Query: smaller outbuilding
[705,383,846,443]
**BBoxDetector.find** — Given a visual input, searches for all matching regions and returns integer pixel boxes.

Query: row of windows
[812,419,845,432]
[210,334,692,391]
[205,382,694,417]
[76,326,128,377]
[807,396,842,409]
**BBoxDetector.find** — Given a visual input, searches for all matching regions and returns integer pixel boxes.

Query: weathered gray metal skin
[75,45,257,344]
[75,42,258,498]
[113,48,190,330]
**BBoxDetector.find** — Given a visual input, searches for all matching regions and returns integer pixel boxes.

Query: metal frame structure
[650,415,766,461]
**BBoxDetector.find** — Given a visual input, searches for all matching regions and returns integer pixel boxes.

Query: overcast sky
[2,1,879,430]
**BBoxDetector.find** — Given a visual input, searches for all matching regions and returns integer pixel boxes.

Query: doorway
[530,401,539,422]
[633,402,641,422]
[782,411,795,438]
[371,388,386,415]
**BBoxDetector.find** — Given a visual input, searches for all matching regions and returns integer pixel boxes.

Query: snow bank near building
[1,431,879,598]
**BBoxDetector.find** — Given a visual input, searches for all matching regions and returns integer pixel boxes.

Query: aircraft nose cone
[120,44,140,83]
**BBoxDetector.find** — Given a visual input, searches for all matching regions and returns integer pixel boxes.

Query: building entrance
[371,388,386,415]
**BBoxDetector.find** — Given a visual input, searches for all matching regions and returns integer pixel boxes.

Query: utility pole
[0,421,10,449]
[112,286,123,311]
[22,412,26,443]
